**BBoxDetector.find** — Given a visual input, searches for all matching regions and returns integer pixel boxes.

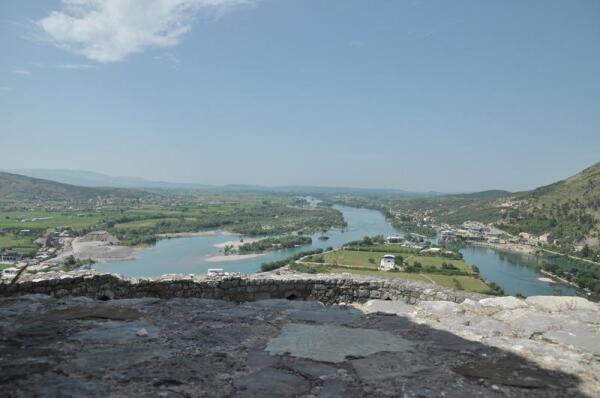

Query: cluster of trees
[238,236,312,254]
[113,231,157,246]
[343,234,429,250]
[260,248,328,272]
[402,261,471,276]
[107,199,346,247]
[343,235,387,248]
[487,282,505,296]
[391,220,437,237]
[63,255,94,271]
[541,260,600,293]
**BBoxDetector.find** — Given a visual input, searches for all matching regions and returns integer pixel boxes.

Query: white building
[539,233,557,245]
[386,236,405,244]
[207,268,225,275]
[379,255,396,271]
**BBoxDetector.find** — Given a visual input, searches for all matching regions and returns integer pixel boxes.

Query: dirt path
[419,273,436,285]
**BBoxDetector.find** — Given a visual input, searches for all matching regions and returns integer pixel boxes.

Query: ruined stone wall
[0,271,488,304]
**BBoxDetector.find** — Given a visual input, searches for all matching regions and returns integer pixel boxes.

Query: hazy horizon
[4,163,598,194]
[2,1,599,192]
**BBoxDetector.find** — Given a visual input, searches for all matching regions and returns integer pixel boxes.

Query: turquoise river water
[95,205,579,297]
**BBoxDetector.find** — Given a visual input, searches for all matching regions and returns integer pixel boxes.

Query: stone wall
[0,270,488,304]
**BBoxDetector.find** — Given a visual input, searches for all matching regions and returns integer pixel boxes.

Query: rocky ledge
[1,290,599,397]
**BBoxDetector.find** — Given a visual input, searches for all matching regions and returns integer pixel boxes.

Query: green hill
[382,162,599,254]
[0,172,156,203]
[499,162,600,251]
[528,162,600,214]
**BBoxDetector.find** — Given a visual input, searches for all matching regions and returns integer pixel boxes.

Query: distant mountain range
[0,172,155,202]
[4,169,212,190]
[4,169,438,197]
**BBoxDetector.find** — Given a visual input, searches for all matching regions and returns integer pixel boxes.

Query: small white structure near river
[379,255,396,271]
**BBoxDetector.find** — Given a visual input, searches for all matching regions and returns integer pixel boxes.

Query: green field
[0,210,106,230]
[0,263,13,271]
[0,234,39,256]
[294,262,492,293]
[322,250,472,272]
[298,249,492,294]
[426,274,491,292]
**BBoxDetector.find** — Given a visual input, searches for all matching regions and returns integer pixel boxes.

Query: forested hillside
[498,162,600,255]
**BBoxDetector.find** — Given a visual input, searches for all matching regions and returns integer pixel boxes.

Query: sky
[1,0,599,193]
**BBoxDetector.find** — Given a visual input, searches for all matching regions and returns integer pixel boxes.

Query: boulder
[354,299,415,315]
[543,322,600,355]
[419,301,464,317]
[478,296,529,310]
[526,296,598,312]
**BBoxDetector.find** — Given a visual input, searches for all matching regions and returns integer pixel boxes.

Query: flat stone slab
[351,352,432,381]
[452,356,576,389]
[69,320,159,343]
[233,368,311,398]
[284,307,363,325]
[265,323,414,363]
[38,306,142,321]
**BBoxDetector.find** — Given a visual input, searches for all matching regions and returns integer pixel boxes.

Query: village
[438,221,558,248]
[0,229,136,281]
[390,206,559,252]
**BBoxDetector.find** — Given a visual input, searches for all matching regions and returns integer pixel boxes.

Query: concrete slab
[266,323,414,363]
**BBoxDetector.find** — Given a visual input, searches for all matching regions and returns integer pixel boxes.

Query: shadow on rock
[0,295,592,397]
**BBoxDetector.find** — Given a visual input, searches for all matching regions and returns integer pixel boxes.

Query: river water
[94,205,578,297]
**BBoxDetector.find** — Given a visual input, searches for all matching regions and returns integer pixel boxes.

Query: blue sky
[1,0,599,192]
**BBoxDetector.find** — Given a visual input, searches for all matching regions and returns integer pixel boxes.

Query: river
[94,205,579,297]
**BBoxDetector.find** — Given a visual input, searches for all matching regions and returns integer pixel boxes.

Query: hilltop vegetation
[499,162,600,254]
[0,172,156,204]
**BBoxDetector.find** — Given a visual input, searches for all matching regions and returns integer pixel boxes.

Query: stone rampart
[0,270,488,304]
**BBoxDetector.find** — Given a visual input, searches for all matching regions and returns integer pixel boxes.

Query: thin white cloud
[153,53,181,69]
[348,40,366,49]
[55,63,97,70]
[37,0,254,63]
[13,68,31,75]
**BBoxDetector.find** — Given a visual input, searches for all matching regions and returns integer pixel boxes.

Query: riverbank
[205,253,266,262]
[468,240,536,255]
[156,230,219,239]
[539,269,584,290]
[213,238,261,250]
[50,237,145,264]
